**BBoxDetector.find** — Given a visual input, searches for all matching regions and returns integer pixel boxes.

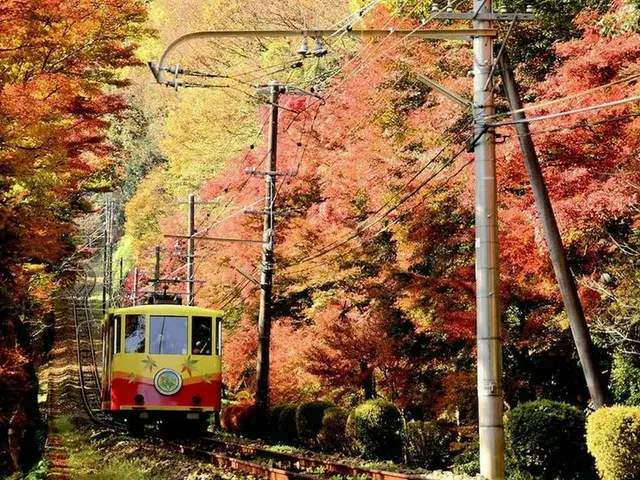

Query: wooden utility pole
[187,193,196,306]
[102,199,114,313]
[498,51,609,408]
[255,80,282,429]
[133,267,139,306]
[105,199,116,308]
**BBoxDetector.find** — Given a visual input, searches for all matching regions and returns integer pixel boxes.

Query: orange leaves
[0,1,148,313]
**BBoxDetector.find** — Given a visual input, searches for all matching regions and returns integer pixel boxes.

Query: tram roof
[105,304,223,321]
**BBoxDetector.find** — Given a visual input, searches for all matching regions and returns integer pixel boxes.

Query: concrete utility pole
[473,1,504,478]
[255,80,281,429]
[187,193,196,306]
[498,52,609,408]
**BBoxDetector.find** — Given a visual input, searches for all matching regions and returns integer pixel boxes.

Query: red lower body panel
[109,378,221,411]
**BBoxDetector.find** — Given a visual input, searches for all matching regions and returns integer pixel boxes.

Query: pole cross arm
[152,29,497,83]
[244,208,297,217]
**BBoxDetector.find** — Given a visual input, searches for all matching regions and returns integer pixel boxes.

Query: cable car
[101,302,223,436]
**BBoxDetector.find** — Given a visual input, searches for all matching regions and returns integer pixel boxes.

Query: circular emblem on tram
[154,368,182,396]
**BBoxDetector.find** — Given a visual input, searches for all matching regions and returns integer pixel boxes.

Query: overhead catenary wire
[489,94,640,128]
[497,112,640,139]
[488,71,640,120]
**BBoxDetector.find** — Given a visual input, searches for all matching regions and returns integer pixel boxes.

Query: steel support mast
[473,0,504,478]
[255,80,280,428]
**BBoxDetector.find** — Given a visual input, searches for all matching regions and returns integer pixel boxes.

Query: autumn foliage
[0,0,147,473]
[113,0,640,425]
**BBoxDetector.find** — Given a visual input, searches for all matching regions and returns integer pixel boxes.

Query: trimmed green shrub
[296,400,335,446]
[220,402,256,437]
[317,407,348,452]
[505,399,596,479]
[610,353,640,406]
[403,420,454,468]
[586,406,640,480]
[452,441,479,476]
[277,404,299,444]
[268,404,287,438]
[346,399,403,460]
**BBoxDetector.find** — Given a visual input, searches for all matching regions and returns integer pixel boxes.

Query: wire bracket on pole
[244,168,297,177]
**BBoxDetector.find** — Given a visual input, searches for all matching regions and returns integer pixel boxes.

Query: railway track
[194,437,433,480]
[68,264,124,431]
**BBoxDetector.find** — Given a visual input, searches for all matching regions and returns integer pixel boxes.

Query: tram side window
[124,314,146,353]
[215,317,222,356]
[113,315,122,354]
[192,317,212,355]
[150,316,187,355]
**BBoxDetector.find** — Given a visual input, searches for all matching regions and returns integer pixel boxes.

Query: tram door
[101,313,119,409]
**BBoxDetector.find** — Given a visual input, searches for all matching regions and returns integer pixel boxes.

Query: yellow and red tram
[101,303,223,435]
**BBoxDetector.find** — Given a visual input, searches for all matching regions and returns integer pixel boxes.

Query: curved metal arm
[151,28,496,83]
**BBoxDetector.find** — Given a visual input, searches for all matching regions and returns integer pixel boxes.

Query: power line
[488,71,640,120]
[497,112,640,138]
[490,94,640,127]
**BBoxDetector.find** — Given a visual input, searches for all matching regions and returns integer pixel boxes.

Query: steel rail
[200,437,430,480]
[68,265,124,432]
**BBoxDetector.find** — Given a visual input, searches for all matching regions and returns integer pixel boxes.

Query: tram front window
[192,316,212,355]
[150,316,187,355]
[124,314,146,353]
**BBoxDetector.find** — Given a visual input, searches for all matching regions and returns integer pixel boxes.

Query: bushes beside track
[403,420,454,468]
[296,400,335,446]
[346,399,403,460]
[505,399,596,479]
[317,407,349,452]
[221,402,257,437]
[587,406,640,480]
[222,396,608,478]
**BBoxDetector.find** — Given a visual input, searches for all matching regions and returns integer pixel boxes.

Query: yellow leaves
[159,88,256,193]
[124,167,170,253]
